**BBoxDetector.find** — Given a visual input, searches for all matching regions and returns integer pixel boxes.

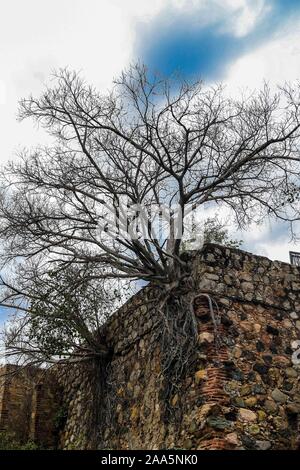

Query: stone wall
[54,287,163,449]
[54,244,300,450]
[0,364,60,448]
[1,244,300,450]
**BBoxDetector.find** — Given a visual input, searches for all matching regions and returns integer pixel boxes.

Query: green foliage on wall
[0,432,39,450]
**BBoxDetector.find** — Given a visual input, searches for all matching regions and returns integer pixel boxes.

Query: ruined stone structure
[0,365,60,447]
[1,244,300,450]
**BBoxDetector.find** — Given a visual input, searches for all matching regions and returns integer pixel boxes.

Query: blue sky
[2,0,300,328]
[0,307,9,329]
[136,0,300,81]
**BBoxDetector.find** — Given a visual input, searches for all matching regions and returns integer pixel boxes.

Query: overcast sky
[1,0,300,264]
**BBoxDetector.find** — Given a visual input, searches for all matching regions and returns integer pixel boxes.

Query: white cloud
[0,0,153,164]
[225,20,300,91]
[0,0,181,164]
[231,0,268,37]
[0,79,6,105]
[220,15,300,262]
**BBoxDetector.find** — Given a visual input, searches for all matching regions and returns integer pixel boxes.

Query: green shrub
[0,432,39,450]
[53,404,68,432]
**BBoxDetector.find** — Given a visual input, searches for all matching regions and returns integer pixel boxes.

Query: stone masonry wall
[1,244,300,450]
[54,287,162,449]
[54,244,300,450]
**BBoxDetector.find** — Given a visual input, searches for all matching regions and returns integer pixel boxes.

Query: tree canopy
[1,64,300,363]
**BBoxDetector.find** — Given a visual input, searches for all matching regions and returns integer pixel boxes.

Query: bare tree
[1,64,300,370]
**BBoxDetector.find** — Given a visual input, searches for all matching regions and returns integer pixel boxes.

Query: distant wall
[1,244,300,450]
[0,364,60,448]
